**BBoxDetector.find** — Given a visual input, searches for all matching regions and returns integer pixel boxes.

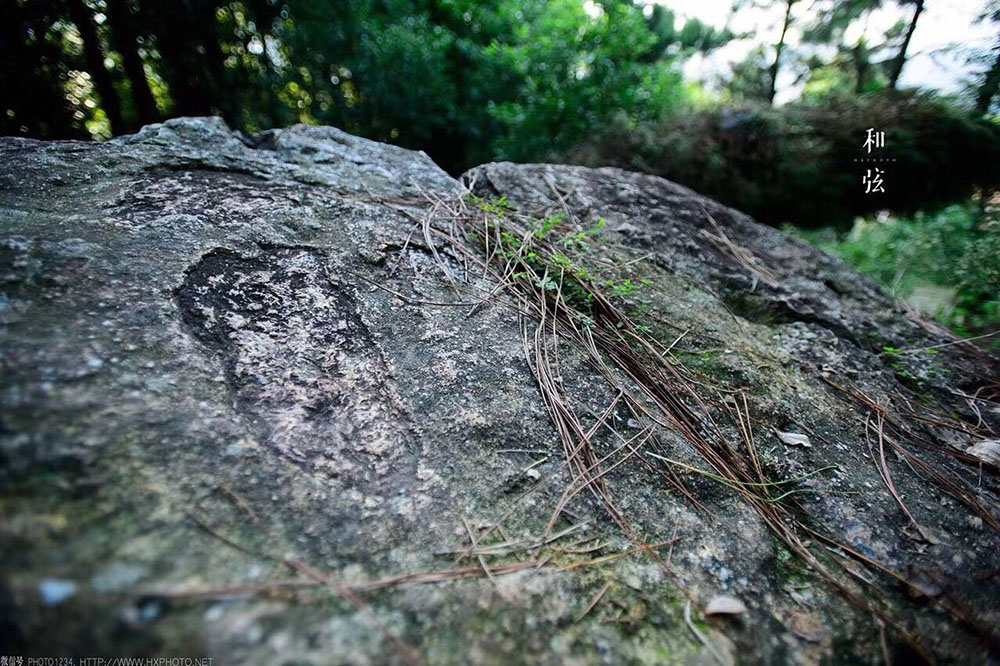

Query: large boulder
[1,117,998,664]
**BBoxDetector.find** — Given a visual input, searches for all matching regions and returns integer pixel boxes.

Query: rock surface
[1,117,998,664]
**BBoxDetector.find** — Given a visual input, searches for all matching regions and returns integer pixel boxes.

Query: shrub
[566,90,1000,230]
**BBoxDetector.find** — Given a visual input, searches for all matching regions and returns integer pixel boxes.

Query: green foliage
[256,0,526,171]
[798,37,889,99]
[791,203,1000,337]
[566,90,1000,229]
[486,0,684,161]
[646,5,734,58]
[725,47,775,103]
[469,198,651,319]
[1,0,699,175]
[1,0,90,139]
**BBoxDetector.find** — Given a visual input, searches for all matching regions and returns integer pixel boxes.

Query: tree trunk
[975,43,1000,116]
[887,0,924,90]
[1,1,84,139]
[153,1,213,117]
[768,0,795,105]
[853,43,864,94]
[66,0,125,135]
[196,0,235,125]
[105,0,159,129]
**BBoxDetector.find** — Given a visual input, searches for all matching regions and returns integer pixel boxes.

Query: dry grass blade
[684,600,728,666]
[574,581,612,623]
[866,410,937,542]
[285,557,424,666]
[826,377,1000,530]
[187,510,423,665]
[699,205,778,291]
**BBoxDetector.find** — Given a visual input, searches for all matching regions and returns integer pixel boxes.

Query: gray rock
[1,117,997,664]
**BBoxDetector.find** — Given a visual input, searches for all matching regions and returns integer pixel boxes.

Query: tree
[486,0,683,161]
[567,90,1000,229]
[800,0,887,97]
[886,0,925,89]
[726,47,774,102]
[975,48,1000,115]
[0,0,83,139]
[66,0,125,134]
[267,0,536,172]
[768,0,798,104]
[973,0,1000,115]
[105,0,160,128]
[645,4,734,61]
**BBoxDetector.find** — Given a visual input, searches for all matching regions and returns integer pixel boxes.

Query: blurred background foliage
[568,90,1000,228]
[2,0,999,334]
[790,202,1000,341]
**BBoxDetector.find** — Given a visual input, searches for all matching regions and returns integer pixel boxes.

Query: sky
[642,0,995,103]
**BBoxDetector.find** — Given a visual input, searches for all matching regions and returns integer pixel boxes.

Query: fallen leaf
[967,439,1000,466]
[705,594,748,616]
[776,430,812,448]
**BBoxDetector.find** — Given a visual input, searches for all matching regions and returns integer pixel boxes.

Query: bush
[565,90,1000,230]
